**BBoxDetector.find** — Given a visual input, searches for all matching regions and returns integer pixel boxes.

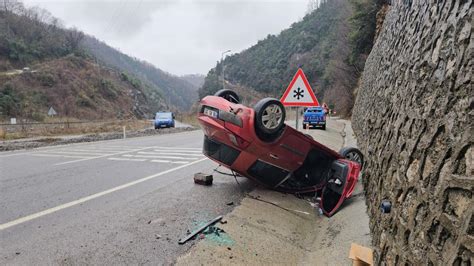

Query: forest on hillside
[81,37,198,111]
[201,0,384,116]
[0,1,157,119]
[0,0,197,120]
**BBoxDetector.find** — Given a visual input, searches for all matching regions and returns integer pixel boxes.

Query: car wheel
[322,124,326,130]
[339,147,364,167]
[214,89,240,104]
[303,124,307,129]
[254,98,286,141]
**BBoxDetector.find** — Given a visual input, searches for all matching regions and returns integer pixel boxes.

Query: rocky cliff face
[352,1,472,264]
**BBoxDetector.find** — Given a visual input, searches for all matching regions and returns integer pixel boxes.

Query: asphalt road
[0,130,253,265]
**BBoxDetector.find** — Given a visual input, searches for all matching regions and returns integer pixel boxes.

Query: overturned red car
[197,89,364,217]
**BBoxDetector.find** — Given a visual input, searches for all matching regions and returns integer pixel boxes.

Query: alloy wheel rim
[261,104,283,130]
[346,151,362,165]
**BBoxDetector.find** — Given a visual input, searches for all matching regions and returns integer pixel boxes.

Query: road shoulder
[176,118,372,265]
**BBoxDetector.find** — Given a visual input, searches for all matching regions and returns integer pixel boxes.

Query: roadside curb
[0,127,197,152]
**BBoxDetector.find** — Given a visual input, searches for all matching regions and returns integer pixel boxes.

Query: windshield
[307,109,323,113]
[156,113,172,119]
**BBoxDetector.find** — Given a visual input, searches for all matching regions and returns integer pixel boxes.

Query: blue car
[303,107,326,130]
[154,112,175,129]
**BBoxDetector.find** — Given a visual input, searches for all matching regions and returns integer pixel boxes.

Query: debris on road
[178,215,222,244]
[194,173,213,186]
[348,243,373,265]
[202,225,225,236]
[308,197,323,216]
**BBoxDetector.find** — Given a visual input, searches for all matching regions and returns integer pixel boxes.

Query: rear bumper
[155,122,173,127]
[303,121,326,125]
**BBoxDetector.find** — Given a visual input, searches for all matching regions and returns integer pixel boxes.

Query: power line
[103,0,127,35]
[114,0,143,36]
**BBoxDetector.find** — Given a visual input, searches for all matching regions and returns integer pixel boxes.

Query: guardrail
[0,120,154,136]
[0,120,116,126]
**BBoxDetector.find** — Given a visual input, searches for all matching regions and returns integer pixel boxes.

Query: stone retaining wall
[352,0,472,264]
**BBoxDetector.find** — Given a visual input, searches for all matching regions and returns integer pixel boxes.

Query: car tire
[322,124,326,130]
[303,124,307,129]
[339,147,364,167]
[214,89,240,104]
[254,98,286,141]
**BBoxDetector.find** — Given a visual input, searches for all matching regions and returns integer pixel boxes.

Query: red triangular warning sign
[280,68,319,107]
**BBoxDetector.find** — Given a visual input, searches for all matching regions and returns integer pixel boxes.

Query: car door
[320,160,359,217]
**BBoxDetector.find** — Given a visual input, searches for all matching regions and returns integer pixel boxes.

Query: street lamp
[221,49,231,90]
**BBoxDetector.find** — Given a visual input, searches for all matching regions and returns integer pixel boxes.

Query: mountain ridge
[0,0,197,121]
[200,0,380,116]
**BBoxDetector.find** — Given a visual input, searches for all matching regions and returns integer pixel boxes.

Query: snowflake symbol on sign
[293,87,304,100]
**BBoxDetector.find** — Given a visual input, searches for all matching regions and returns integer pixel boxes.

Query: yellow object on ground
[348,243,374,266]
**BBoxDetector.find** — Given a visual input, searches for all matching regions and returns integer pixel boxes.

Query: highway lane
[0,130,253,264]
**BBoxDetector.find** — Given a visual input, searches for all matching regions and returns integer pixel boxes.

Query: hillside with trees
[180,74,205,90]
[200,0,383,116]
[81,37,198,111]
[0,0,196,121]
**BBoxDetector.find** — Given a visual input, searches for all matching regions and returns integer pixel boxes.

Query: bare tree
[65,28,84,53]
[306,0,328,14]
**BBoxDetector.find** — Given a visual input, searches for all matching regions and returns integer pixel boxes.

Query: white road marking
[0,157,208,231]
[108,158,147,162]
[123,154,197,160]
[137,151,203,157]
[60,148,121,154]
[154,146,201,151]
[150,159,189,164]
[55,146,156,166]
[153,149,202,153]
[0,130,200,158]
[31,154,89,159]
[97,145,148,149]
[41,150,110,156]
[87,147,138,151]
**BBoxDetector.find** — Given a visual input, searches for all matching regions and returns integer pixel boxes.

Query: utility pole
[221,49,231,90]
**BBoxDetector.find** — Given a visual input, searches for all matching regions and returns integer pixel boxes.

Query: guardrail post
[123,126,126,139]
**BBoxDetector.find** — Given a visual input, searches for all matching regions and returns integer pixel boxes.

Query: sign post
[295,107,299,130]
[280,68,320,130]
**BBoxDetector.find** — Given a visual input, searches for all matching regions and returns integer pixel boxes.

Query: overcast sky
[22,0,308,75]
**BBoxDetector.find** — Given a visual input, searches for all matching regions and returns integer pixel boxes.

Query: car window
[156,113,172,119]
